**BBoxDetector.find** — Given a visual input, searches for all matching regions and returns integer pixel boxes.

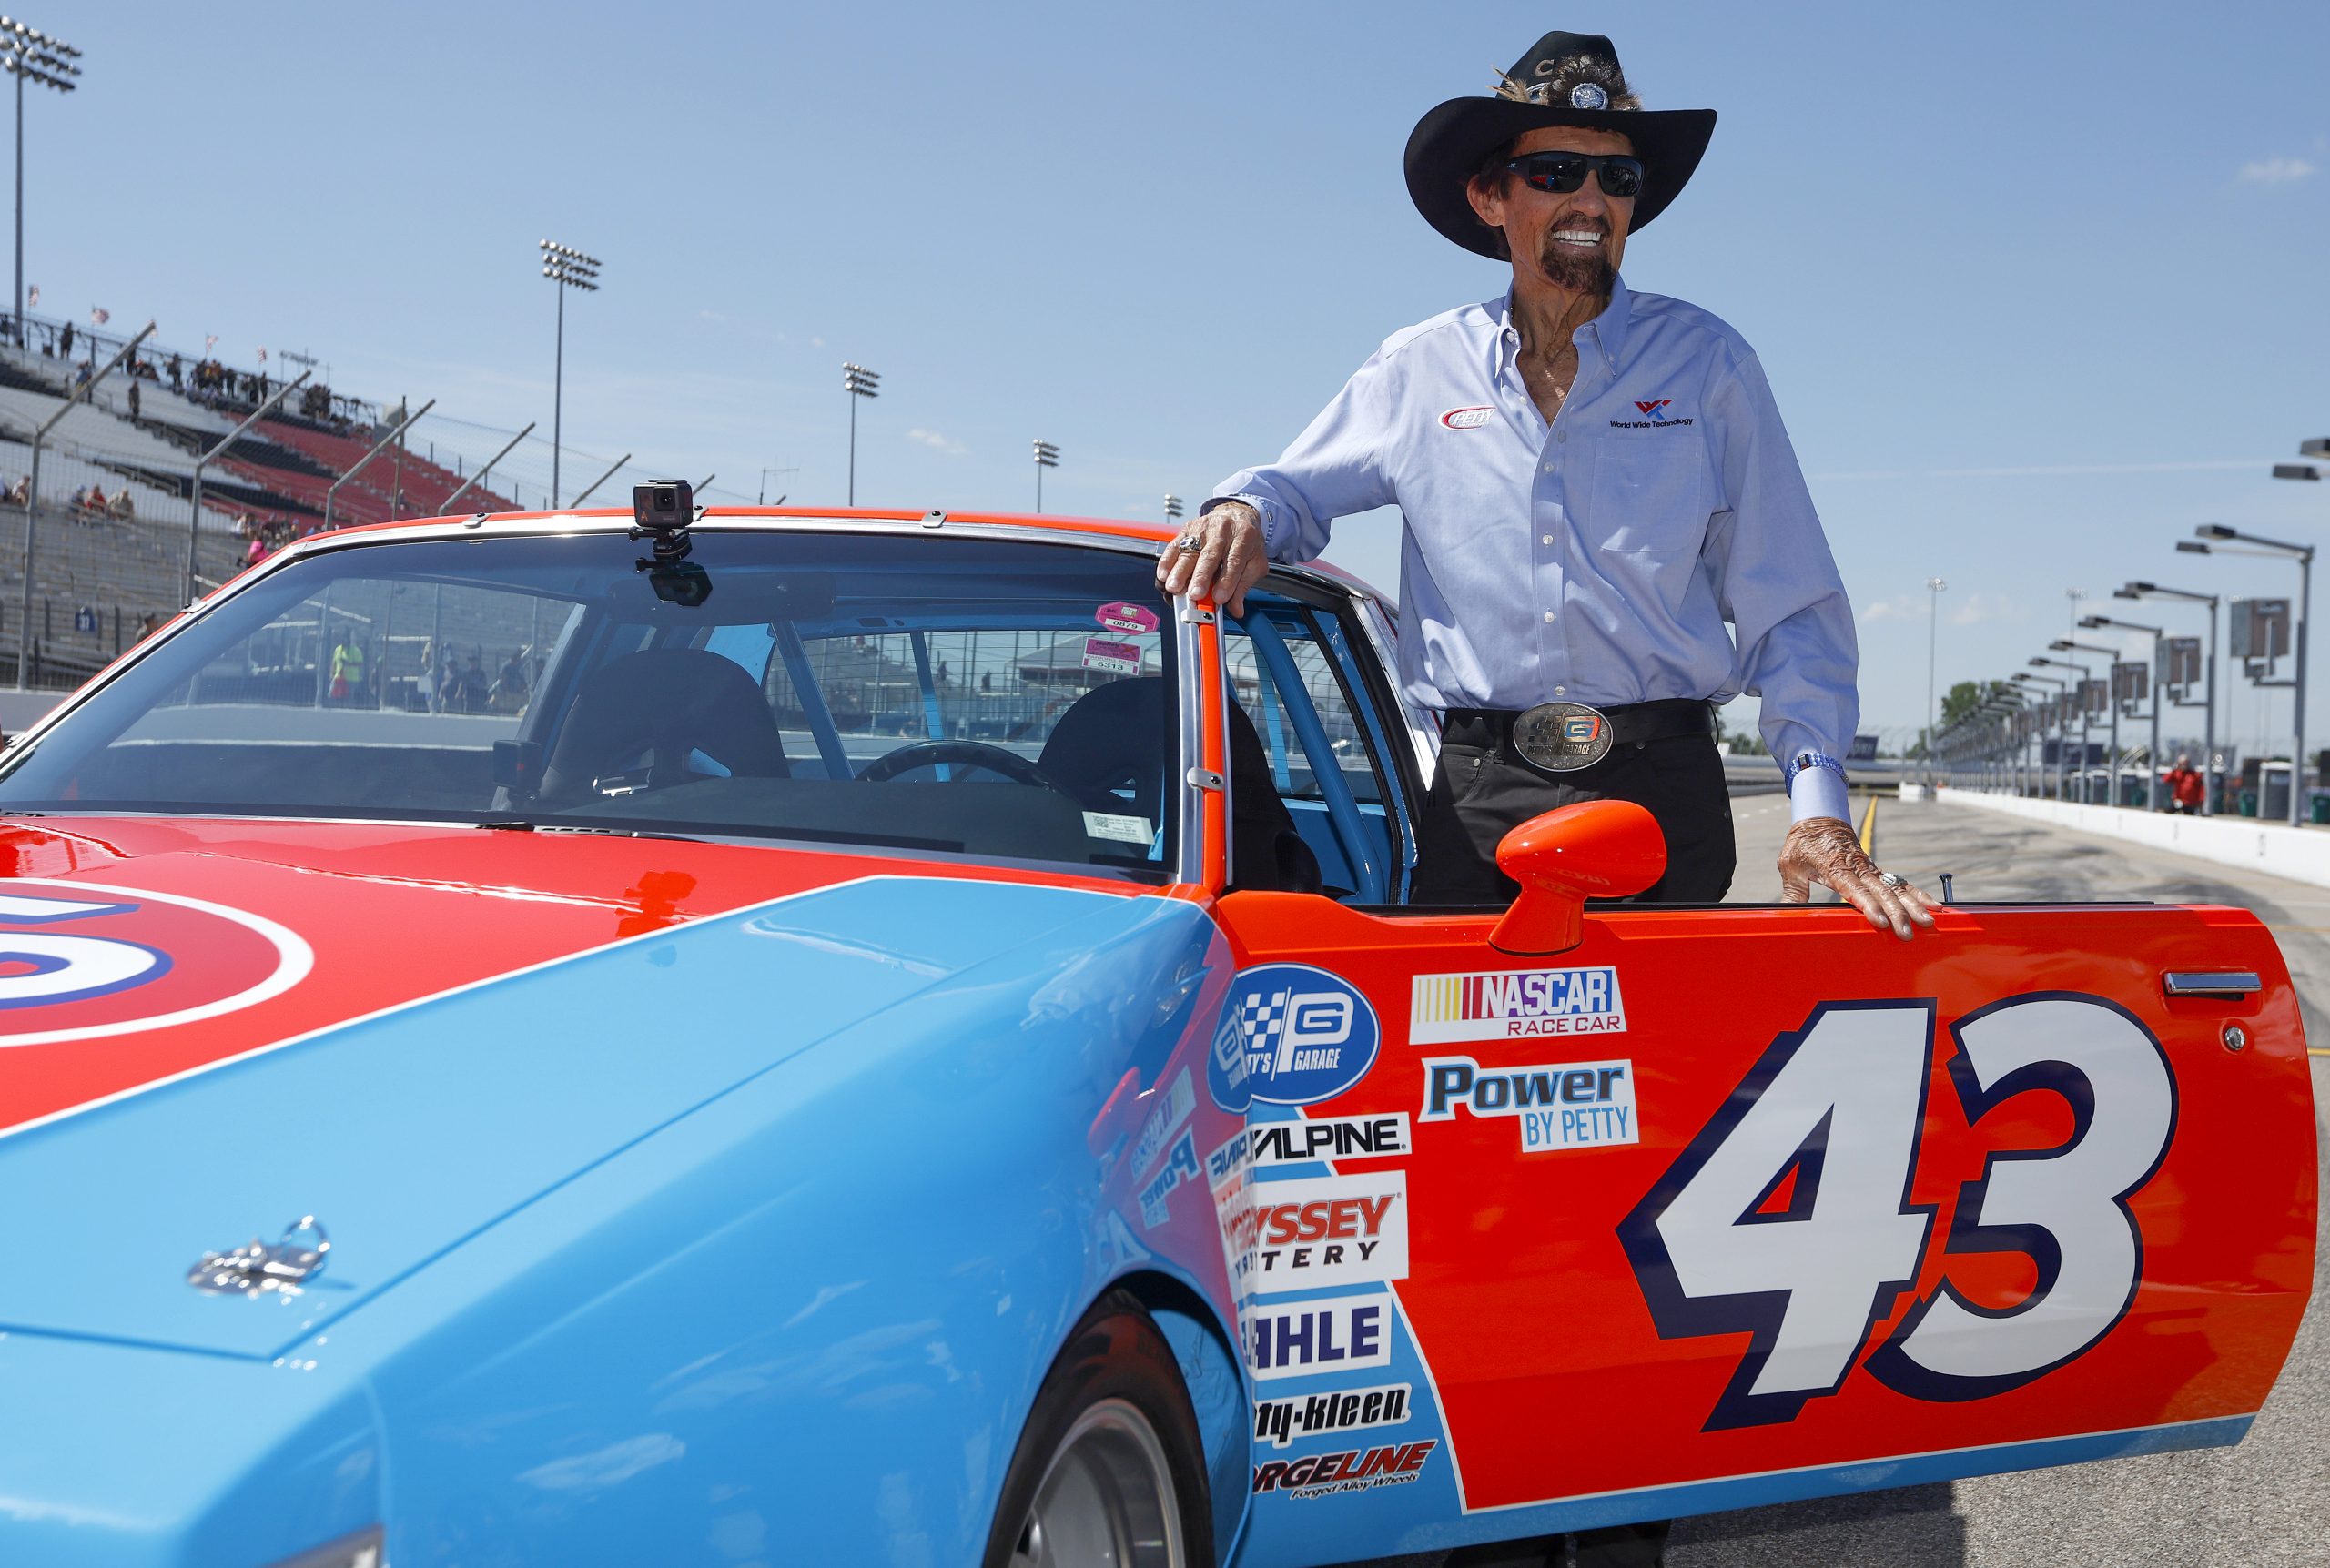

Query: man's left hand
[1777,816,1938,940]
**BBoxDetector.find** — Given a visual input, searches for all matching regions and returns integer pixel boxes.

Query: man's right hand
[1155,501,1269,616]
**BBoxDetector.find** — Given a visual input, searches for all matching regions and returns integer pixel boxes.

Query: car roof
[304,506,1392,602]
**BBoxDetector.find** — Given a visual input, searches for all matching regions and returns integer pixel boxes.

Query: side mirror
[1489,799,1666,956]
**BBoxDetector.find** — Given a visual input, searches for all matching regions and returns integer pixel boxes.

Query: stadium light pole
[0,21,76,349]
[2119,581,2220,814]
[1165,494,1183,529]
[2031,654,2097,802]
[2014,669,2069,800]
[1923,576,1946,785]
[2082,612,2168,811]
[17,317,146,687]
[843,362,879,505]
[2054,637,2127,806]
[539,240,600,509]
[186,368,310,602]
[2184,524,2314,825]
[1032,440,1059,513]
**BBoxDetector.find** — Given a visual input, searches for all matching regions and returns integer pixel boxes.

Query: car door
[1192,583,2315,1568]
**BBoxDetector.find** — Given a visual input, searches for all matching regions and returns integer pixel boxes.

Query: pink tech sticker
[1096,601,1161,635]
[1084,637,1143,676]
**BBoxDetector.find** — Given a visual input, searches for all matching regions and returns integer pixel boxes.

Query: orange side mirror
[1489,799,1667,956]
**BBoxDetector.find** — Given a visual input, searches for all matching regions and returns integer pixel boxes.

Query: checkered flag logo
[1240,987,1291,1058]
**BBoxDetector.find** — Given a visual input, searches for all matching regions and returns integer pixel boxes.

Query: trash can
[2239,790,2258,817]
[2312,793,2330,825]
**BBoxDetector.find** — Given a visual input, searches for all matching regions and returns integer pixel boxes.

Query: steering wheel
[859,740,1060,790]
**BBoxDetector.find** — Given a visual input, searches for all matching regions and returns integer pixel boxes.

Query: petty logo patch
[1438,406,1494,430]
[1209,964,1379,1111]
[0,881,311,1047]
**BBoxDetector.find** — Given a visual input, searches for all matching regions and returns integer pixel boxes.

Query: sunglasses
[1502,151,1645,199]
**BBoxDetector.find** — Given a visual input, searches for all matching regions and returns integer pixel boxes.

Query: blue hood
[0,873,1154,1359]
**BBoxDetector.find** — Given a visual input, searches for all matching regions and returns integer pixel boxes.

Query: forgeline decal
[1254,1381,1412,1449]
[1209,964,1381,1112]
[1420,1056,1638,1152]
[1251,1440,1437,1498]
[1410,965,1626,1044]
[1241,1293,1393,1380]
[1206,1112,1410,1189]
[1129,1067,1196,1178]
[1231,1170,1407,1292]
[1137,1131,1200,1229]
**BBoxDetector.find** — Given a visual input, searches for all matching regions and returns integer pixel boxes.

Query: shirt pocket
[1585,429,1717,555]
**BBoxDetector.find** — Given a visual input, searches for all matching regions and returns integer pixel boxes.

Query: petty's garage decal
[0,881,309,1045]
[1210,963,1380,1111]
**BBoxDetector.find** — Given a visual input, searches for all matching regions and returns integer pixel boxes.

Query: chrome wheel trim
[1008,1396,1183,1568]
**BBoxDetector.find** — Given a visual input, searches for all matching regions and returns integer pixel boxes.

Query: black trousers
[1413,733,1735,905]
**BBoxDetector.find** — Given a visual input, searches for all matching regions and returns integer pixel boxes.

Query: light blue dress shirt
[1211,276,1855,823]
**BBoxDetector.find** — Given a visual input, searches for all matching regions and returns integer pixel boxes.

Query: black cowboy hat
[1404,30,1716,258]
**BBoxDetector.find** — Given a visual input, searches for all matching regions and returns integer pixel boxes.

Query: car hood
[0,816,1151,1358]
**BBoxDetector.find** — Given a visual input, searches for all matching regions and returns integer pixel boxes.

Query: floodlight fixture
[2274,464,2319,481]
[843,363,881,504]
[539,237,604,505]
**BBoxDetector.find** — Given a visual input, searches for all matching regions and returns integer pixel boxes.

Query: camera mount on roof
[631,480,713,606]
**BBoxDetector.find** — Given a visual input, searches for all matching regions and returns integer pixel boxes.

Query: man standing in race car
[1160,29,1934,941]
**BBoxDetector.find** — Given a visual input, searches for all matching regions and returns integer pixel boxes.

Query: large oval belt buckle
[1513,701,1615,773]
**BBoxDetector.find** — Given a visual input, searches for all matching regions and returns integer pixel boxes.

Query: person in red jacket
[2163,752,2204,814]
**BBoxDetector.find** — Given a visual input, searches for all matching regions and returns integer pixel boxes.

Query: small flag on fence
[25,285,37,307]
[256,347,267,362]
[90,307,109,326]
[204,335,218,351]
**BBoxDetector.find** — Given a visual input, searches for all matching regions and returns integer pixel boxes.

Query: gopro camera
[633,480,694,538]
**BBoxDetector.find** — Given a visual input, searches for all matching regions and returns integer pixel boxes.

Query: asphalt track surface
[1352,794,2328,1568]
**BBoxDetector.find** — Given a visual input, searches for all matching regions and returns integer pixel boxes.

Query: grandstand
[0,306,762,689]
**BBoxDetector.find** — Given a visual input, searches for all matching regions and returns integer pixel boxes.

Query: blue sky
[26,1,2330,748]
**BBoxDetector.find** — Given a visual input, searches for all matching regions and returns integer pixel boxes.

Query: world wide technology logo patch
[1209,964,1380,1112]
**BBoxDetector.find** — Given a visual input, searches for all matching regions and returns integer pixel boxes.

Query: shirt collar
[1493,274,1635,379]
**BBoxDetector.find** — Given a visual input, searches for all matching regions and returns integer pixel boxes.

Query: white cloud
[2238,156,2315,185]
[1859,594,1920,623]
[906,427,967,456]
[1950,592,2022,626]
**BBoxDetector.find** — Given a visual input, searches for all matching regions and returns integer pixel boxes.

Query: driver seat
[1038,675,1321,894]
[536,648,791,806]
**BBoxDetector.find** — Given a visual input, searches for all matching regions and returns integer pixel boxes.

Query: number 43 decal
[1617,994,2176,1431]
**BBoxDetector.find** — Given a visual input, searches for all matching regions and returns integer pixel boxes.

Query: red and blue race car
[0,502,2308,1567]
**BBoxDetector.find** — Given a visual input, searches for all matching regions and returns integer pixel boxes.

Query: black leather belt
[1441,698,1715,773]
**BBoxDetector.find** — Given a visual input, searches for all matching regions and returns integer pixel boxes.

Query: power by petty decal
[1209,964,1380,1112]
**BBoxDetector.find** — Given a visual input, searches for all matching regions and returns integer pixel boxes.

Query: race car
[0,499,2309,1568]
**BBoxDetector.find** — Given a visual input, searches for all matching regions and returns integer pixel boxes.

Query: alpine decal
[1208,964,1380,1111]
[0,882,309,1047]
[1411,965,1626,1043]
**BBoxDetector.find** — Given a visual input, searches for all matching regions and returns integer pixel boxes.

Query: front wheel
[985,1290,1215,1568]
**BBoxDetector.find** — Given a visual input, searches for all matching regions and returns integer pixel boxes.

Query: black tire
[983,1289,1216,1568]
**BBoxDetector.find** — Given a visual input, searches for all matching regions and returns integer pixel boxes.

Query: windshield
[0,529,1183,877]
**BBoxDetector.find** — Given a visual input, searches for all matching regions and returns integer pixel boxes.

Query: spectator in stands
[127,380,141,420]
[79,484,106,520]
[109,489,134,521]
[167,354,182,393]
[329,632,367,703]
[137,612,164,643]
[234,511,256,541]
[243,532,268,571]
[437,649,476,713]
[56,321,72,358]
[0,475,24,508]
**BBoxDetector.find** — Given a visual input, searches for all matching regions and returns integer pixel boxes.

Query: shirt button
[1542,612,1555,623]
[1557,430,1568,444]
[1543,461,1555,473]
[1555,685,1566,695]
[1541,533,1555,545]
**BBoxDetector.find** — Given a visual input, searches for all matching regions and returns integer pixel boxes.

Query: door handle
[2161,970,2263,999]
